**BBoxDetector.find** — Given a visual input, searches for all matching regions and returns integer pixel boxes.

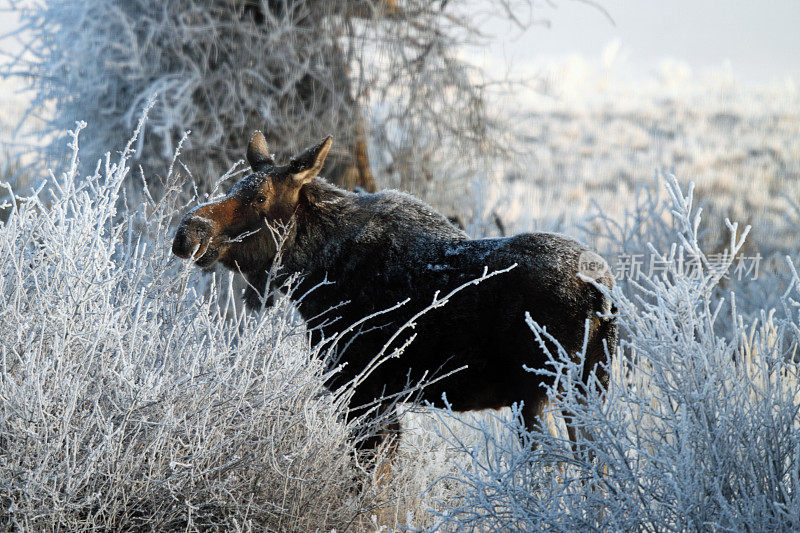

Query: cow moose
[172,132,617,456]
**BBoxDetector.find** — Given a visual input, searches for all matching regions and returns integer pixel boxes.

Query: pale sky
[479,0,800,83]
[2,1,798,83]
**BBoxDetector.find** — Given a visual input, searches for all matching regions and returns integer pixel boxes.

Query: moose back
[172,133,617,450]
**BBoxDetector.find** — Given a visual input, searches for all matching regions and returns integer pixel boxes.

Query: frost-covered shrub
[8,0,372,186]
[0,119,408,530]
[4,107,798,530]
[430,174,800,531]
[2,115,528,530]
[6,0,534,200]
[580,170,799,323]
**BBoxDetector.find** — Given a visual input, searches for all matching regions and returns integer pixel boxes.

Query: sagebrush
[2,117,799,531]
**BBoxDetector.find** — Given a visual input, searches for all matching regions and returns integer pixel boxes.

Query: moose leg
[562,334,613,458]
[561,408,582,452]
[340,400,399,493]
[519,393,550,449]
[348,401,401,465]
[356,409,401,460]
[561,386,596,456]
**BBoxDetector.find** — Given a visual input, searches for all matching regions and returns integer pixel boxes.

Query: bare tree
[4,0,534,199]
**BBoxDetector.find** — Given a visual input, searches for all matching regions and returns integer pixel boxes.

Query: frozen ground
[480,57,800,245]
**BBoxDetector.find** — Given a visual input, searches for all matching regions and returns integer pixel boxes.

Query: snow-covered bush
[430,175,800,531]
[0,118,409,530]
[3,110,798,530]
[5,0,533,199]
[2,114,534,530]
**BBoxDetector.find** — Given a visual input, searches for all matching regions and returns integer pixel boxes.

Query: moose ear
[246,130,274,170]
[290,136,332,185]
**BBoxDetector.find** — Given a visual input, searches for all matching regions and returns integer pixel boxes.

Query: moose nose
[172,216,214,259]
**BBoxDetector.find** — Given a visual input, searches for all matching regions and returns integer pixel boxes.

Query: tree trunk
[242,0,378,192]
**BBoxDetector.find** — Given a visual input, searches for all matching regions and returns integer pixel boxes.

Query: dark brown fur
[173,133,617,452]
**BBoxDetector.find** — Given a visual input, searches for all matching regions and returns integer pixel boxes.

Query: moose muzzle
[172,213,215,260]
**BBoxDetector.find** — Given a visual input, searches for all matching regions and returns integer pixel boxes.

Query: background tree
[5,0,534,209]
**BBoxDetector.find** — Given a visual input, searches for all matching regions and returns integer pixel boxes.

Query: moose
[172,132,617,455]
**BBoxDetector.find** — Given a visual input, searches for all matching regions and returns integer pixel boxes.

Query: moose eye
[253,196,267,205]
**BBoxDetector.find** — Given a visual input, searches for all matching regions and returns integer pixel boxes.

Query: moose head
[172,132,332,270]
